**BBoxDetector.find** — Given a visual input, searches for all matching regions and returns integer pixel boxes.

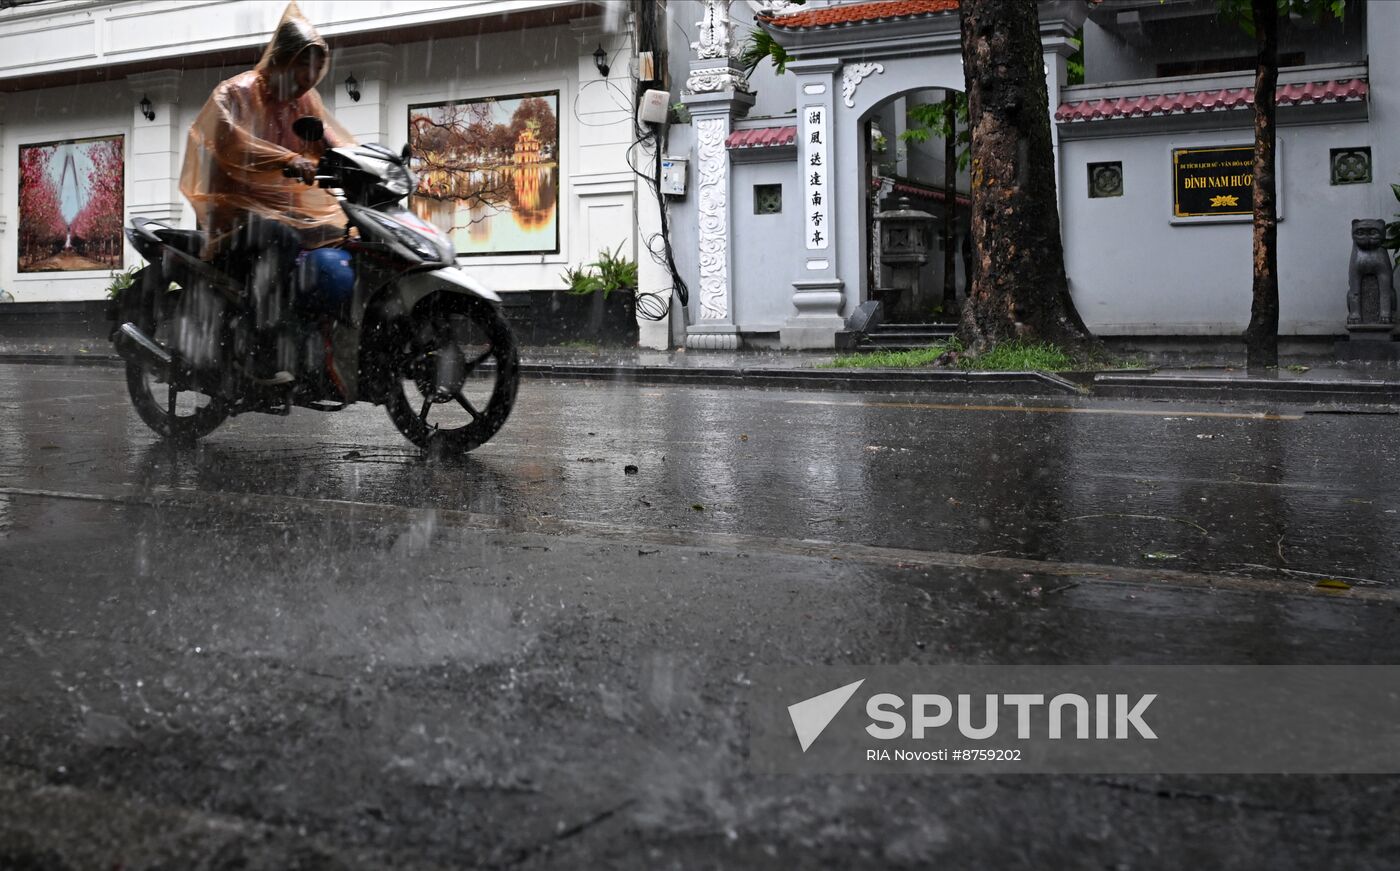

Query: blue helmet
[296,248,354,314]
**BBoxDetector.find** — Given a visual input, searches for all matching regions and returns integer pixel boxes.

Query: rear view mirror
[293,116,325,143]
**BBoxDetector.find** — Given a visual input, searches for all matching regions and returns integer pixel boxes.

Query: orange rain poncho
[179,1,355,256]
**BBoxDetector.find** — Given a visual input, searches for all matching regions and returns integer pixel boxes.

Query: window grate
[1087,162,1123,198]
[754,184,783,214]
[1330,148,1371,185]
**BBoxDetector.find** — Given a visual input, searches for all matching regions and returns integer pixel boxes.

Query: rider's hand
[287,156,317,184]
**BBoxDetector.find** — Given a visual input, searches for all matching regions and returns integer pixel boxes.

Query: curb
[519,362,1081,395]
[0,352,1081,396]
[1093,373,1400,405]
[4,351,1399,405]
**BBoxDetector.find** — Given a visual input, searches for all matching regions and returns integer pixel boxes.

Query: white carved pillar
[681,0,754,350]
[126,71,184,226]
[780,57,845,349]
[332,44,394,144]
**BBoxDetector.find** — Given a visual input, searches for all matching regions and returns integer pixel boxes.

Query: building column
[1038,2,1090,205]
[780,57,844,349]
[125,71,184,227]
[331,44,394,144]
[0,93,8,262]
[679,0,754,350]
[1367,1,1400,226]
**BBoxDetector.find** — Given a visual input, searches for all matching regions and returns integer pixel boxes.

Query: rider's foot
[253,370,294,386]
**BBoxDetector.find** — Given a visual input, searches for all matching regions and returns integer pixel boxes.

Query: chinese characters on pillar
[803,106,829,250]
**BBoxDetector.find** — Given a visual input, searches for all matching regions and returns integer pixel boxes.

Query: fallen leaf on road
[691,504,704,511]
[1315,579,1352,590]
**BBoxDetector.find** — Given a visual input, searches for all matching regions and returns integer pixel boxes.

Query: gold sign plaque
[1172,145,1254,218]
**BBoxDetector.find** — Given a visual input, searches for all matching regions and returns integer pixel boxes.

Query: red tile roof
[726,125,797,149]
[873,177,970,208]
[1056,77,1368,123]
[761,0,959,30]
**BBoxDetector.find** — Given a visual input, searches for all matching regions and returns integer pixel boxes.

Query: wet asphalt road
[2,361,1399,869]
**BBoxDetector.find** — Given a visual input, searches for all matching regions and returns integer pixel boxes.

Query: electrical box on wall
[638,88,670,125]
[660,156,687,197]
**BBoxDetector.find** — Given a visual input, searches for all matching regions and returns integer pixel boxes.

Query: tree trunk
[956,0,1094,355]
[942,93,958,319]
[1243,0,1280,369]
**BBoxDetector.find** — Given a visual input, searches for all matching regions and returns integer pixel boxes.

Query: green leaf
[738,28,796,77]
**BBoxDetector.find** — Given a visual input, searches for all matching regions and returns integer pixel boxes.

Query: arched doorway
[860,87,970,325]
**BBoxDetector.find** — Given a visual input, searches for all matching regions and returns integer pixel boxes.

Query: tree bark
[943,93,958,319]
[956,0,1094,355]
[1243,0,1280,369]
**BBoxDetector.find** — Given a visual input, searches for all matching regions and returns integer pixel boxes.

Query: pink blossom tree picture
[19,135,125,272]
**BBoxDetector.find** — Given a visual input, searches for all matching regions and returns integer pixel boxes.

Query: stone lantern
[874,197,935,318]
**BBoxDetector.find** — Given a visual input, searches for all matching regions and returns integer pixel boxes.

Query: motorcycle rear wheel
[123,270,230,442]
[385,292,519,453]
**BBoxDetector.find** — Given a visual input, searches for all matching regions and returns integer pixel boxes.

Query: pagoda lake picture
[408,91,559,256]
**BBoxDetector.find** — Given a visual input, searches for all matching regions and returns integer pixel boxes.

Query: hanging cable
[625,0,688,321]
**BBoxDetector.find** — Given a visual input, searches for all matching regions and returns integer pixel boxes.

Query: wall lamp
[139,95,155,121]
[344,73,361,102]
[593,44,609,78]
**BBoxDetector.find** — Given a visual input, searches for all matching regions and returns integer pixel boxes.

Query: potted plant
[556,244,639,345]
[104,265,142,333]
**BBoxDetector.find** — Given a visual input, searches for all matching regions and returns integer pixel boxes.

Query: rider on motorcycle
[178,0,354,384]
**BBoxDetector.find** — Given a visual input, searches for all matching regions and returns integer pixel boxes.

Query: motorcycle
[110,117,518,453]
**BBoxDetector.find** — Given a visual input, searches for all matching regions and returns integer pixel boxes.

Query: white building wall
[0,1,582,82]
[1081,19,1144,83]
[0,0,640,303]
[1364,0,1400,226]
[1,82,135,301]
[1061,117,1376,336]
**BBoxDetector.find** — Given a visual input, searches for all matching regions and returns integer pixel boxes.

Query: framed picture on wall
[407,90,560,257]
[18,134,125,273]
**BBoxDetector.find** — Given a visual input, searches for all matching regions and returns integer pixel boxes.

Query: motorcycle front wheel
[123,269,230,442]
[384,292,519,453]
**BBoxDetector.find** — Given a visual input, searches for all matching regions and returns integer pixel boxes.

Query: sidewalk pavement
[3,334,1399,406]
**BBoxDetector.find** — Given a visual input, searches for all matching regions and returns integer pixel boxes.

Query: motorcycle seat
[153,228,207,258]
[130,217,207,259]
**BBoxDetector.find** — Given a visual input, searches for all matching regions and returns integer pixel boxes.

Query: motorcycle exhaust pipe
[114,322,174,373]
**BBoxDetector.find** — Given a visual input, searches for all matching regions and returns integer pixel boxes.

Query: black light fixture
[139,95,155,122]
[593,44,609,78]
[344,73,361,102]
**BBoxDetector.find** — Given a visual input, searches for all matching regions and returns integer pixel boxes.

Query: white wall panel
[0,21,96,74]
